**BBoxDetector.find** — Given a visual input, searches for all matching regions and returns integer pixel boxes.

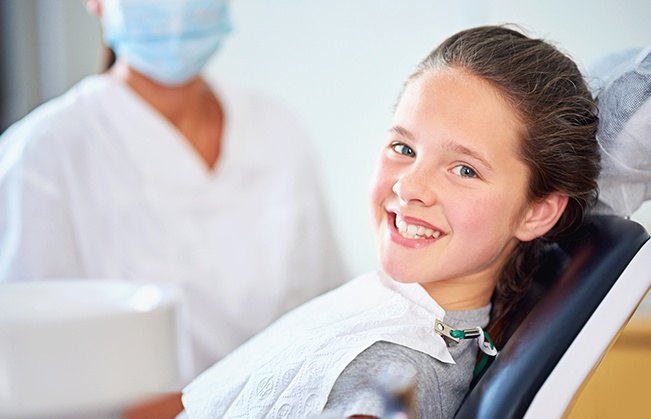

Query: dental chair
[454,214,651,419]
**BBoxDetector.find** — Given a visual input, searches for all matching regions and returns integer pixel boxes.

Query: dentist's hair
[409,25,600,347]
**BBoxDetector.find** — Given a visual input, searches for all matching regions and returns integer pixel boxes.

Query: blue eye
[391,143,415,157]
[452,164,478,178]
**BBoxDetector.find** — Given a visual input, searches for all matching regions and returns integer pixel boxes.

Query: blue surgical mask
[102,0,232,86]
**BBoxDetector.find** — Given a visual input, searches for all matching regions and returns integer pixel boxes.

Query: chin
[380,258,423,284]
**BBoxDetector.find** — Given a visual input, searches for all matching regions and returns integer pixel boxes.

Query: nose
[391,169,437,207]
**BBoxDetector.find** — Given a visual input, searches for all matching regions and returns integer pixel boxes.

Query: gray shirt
[322,305,491,418]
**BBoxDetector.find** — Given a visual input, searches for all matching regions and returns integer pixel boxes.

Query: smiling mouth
[393,213,442,240]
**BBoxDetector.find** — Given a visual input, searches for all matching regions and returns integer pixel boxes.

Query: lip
[386,211,443,249]
[395,213,439,230]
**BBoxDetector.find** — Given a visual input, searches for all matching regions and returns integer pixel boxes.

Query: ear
[84,0,103,17]
[515,193,568,242]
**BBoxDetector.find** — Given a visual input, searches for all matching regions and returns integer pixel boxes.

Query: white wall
[5,0,651,277]
[206,0,651,276]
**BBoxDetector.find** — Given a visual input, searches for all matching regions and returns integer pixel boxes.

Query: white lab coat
[0,74,346,377]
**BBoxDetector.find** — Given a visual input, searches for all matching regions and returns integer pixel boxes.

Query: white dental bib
[182,271,454,418]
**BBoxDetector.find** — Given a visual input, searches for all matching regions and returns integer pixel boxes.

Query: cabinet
[567,305,651,418]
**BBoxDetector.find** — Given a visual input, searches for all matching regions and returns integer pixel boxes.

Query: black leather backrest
[455,215,650,419]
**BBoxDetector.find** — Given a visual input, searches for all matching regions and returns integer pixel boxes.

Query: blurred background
[0,1,649,417]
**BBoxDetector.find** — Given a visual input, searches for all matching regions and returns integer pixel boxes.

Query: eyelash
[451,164,478,179]
[390,142,415,157]
[389,142,480,179]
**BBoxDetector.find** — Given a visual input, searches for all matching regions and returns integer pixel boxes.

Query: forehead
[394,68,525,160]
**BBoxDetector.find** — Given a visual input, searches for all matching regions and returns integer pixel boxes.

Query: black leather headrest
[455,215,650,419]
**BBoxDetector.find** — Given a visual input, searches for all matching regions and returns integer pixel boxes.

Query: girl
[180,25,600,418]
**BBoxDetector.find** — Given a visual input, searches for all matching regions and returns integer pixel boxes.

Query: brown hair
[408,25,600,347]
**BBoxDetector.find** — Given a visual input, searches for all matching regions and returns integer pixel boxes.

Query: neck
[420,254,506,311]
[420,278,495,311]
[110,59,224,169]
[110,59,210,124]
[422,237,520,311]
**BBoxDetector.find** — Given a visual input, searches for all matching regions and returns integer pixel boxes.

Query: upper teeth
[395,215,441,239]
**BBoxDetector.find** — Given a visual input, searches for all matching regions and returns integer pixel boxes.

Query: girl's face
[370,68,534,309]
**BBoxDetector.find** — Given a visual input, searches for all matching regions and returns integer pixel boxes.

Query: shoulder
[324,341,444,418]
[326,336,480,418]
[347,341,443,385]
[1,75,110,153]
[0,75,113,181]
[206,77,315,153]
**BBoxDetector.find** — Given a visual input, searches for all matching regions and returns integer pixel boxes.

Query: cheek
[449,203,488,232]
[470,198,530,257]
[369,159,394,218]
[450,192,521,233]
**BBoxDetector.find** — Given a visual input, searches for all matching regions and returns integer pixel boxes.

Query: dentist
[0,0,345,382]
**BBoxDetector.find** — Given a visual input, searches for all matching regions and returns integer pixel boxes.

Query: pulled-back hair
[409,25,600,347]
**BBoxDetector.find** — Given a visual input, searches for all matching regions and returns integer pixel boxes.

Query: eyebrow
[388,125,494,171]
[388,126,415,141]
[442,139,494,171]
